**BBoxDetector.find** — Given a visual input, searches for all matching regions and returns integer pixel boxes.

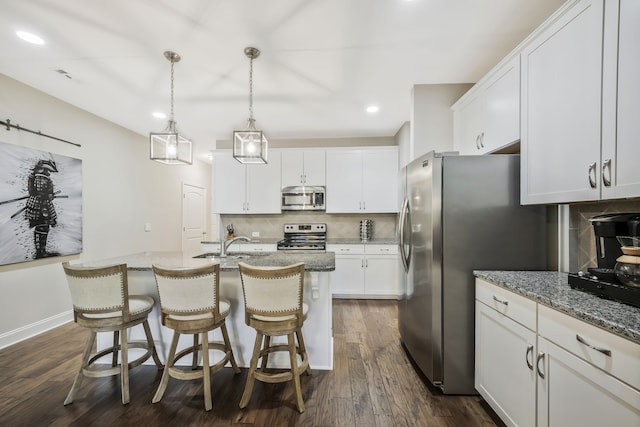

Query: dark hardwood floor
[0,299,502,426]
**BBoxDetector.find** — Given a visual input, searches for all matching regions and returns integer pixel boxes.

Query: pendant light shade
[150,51,193,165]
[234,47,268,164]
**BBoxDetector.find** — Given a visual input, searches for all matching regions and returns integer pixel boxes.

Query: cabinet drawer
[538,304,640,390]
[475,279,537,331]
[364,244,398,255]
[326,244,364,255]
[232,243,276,253]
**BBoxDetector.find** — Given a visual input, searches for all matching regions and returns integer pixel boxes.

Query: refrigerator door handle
[398,197,411,273]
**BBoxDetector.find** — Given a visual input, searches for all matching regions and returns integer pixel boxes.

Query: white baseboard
[0,310,73,350]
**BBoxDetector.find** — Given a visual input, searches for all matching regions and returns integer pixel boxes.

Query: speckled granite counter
[474,271,640,345]
[75,251,335,272]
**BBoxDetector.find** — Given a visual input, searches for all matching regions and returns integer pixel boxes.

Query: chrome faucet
[220,236,251,257]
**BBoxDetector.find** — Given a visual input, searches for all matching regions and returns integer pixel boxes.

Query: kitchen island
[73,251,335,370]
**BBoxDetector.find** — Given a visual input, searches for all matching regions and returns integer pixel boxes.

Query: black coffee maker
[589,213,640,280]
[569,213,640,307]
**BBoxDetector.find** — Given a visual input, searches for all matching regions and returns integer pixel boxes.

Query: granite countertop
[474,271,640,345]
[73,251,335,272]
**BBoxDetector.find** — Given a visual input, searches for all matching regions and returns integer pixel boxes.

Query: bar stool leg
[221,323,241,374]
[142,319,163,368]
[201,332,212,411]
[120,328,130,405]
[240,332,264,409]
[152,331,180,404]
[296,329,311,375]
[288,332,304,413]
[64,331,96,405]
[112,330,120,367]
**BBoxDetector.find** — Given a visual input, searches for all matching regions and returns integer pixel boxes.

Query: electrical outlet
[144,223,152,232]
[252,231,260,238]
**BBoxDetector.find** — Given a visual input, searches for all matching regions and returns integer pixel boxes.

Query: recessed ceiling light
[366,105,380,113]
[152,112,166,119]
[16,30,44,45]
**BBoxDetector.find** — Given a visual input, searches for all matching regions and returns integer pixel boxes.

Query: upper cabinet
[520,0,640,204]
[601,0,640,200]
[453,56,520,155]
[520,0,604,204]
[212,151,282,214]
[281,149,326,187]
[326,147,399,213]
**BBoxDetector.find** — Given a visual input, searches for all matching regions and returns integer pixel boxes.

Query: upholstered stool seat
[151,263,240,411]
[238,262,311,413]
[62,262,163,406]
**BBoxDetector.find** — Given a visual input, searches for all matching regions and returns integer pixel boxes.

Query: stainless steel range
[277,223,327,251]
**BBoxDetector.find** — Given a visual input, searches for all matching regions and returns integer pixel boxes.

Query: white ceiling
[0,0,566,161]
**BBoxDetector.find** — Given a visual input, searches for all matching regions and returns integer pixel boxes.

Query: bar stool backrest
[152,264,222,323]
[62,262,130,322]
[238,262,305,326]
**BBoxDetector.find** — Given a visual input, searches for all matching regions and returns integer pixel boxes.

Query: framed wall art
[0,141,82,265]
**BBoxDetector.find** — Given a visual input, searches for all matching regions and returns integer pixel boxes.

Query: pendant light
[150,51,193,165]
[233,47,268,164]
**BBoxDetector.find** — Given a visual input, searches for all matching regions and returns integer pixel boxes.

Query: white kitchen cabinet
[281,149,326,187]
[601,0,640,199]
[230,243,277,253]
[537,337,640,427]
[476,278,640,427]
[453,56,520,155]
[520,0,604,204]
[326,147,398,213]
[327,244,399,299]
[212,151,281,214]
[475,280,537,427]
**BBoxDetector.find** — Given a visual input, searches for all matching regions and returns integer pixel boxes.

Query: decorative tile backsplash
[216,212,398,241]
[570,200,640,272]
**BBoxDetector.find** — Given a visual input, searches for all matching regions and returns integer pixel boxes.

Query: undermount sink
[192,252,269,260]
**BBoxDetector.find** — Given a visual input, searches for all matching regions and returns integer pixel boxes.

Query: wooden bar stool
[62,262,163,405]
[151,263,240,411]
[237,262,311,413]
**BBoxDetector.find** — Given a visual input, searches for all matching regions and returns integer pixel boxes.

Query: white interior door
[182,182,206,254]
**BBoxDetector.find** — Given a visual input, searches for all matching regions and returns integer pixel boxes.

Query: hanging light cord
[169,58,175,125]
[247,54,255,130]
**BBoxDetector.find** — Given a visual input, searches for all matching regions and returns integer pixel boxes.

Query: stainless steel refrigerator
[398,151,546,394]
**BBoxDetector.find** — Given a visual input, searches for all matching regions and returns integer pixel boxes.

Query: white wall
[0,74,211,348]
[409,83,473,163]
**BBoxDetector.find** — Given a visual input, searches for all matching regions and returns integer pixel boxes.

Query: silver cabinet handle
[576,334,611,357]
[588,162,597,189]
[536,352,545,379]
[492,295,509,306]
[602,159,612,187]
[526,345,534,370]
[362,201,366,211]
[479,132,485,148]
[475,135,480,150]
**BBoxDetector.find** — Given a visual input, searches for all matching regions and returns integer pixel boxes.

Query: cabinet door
[212,153,247,213]
[453,93,484,155]
[475,301,536,427]
[246,151,281,213]
[601,0,640,199]
[330,255,365,297]
[482,56,520,153]
[326,149,362,213]
[364,255,399,298]
[537,337,640,427]
[362,148,398,213]
[302,150,326,186]
[520,0,604,204]
[281,150,304,187]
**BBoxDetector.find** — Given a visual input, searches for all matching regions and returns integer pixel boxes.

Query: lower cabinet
[327,244,399,299]
[476,278,640,427]
[475,279,537,427]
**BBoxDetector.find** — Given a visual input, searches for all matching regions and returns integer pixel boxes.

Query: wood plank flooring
[0,299,503,426]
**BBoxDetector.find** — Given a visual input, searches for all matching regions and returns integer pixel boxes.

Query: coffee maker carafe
[588,213,640,280]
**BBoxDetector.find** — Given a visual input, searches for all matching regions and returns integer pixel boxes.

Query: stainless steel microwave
[281,186,326,211]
